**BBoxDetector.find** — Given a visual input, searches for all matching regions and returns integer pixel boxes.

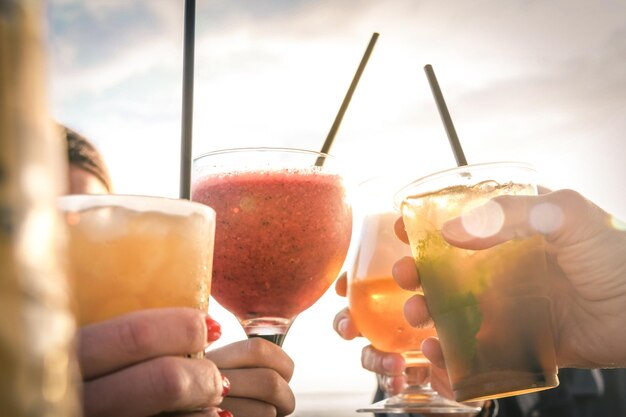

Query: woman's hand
[79,307,228,417]
[206,338,296,417]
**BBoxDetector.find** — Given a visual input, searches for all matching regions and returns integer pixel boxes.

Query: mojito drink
[399,164,558,402]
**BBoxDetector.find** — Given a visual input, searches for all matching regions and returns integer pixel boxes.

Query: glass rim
[58,194,216,219]
[193,147,333,163]
[393,161,536,209]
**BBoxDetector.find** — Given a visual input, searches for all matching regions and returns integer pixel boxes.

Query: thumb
[441,189,603,250]
[335,271,347,297]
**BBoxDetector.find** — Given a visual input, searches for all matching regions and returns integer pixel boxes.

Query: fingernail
[218,410,233,417]
[221,374,231,396]
[338,318,349,335]
[382,356,397,373]
[205,316,222,342]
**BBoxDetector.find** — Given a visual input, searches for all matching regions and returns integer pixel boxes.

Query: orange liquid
[66,207,214,326]
[349,276,437,354]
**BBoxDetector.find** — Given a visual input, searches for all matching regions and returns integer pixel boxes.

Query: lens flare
[610,215,626,231]
[529,202,564,234]
[461,200,505,238]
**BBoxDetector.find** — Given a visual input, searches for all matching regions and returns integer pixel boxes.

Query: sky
[45,0,626,411]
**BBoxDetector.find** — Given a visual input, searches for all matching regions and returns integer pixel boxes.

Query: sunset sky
[45,0,626,411]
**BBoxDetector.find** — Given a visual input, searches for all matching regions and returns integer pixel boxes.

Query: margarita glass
[191,148,352,345]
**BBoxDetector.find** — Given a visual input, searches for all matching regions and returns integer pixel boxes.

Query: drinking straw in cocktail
[423,64,468,167]
[179,0,196,199]
[316,32,379,166]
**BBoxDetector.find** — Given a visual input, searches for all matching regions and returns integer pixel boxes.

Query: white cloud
[52,38,180,100]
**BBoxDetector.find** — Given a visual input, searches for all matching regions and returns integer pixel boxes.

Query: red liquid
[192,169,352,320]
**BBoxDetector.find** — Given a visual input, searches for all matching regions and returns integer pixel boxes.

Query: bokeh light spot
[610,215,626,231]
[529,202,564,234]
[461,200,505,238]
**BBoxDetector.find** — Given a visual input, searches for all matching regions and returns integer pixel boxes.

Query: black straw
[179,0,196,199]
[424,64,468,167]
[316,32,379,166]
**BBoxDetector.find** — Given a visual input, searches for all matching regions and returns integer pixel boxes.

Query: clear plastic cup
[395,162,559,402]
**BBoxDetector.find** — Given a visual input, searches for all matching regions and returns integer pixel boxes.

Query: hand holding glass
[348,174,479,413]
[395,163,559,402]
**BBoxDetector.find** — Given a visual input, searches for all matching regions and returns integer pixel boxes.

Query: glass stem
[382,362,438,406]
[402,363,436,397]
[240,317,294,346]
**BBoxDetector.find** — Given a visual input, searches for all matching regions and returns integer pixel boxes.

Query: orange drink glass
[395,163,558,402]
[59,195,216,329]
[348,174,479,414]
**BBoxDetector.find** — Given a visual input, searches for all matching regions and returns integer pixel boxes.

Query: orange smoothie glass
[348,174,479,414]
[395,163,559,402]
[59,195,216,330]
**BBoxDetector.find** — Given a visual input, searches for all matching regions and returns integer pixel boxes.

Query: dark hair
[63,126,113,192]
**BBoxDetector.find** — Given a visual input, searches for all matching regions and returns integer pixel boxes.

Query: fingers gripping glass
[348,174,480,414]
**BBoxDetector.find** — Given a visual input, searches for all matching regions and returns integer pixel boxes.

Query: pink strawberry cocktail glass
[191,148,352,345]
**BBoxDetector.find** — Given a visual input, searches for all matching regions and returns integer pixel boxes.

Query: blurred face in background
[68,165,109,195]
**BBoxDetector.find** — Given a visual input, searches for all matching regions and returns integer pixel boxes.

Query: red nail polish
[221,374,231,396]
[205,317,222,342]
[218,410,233,417]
